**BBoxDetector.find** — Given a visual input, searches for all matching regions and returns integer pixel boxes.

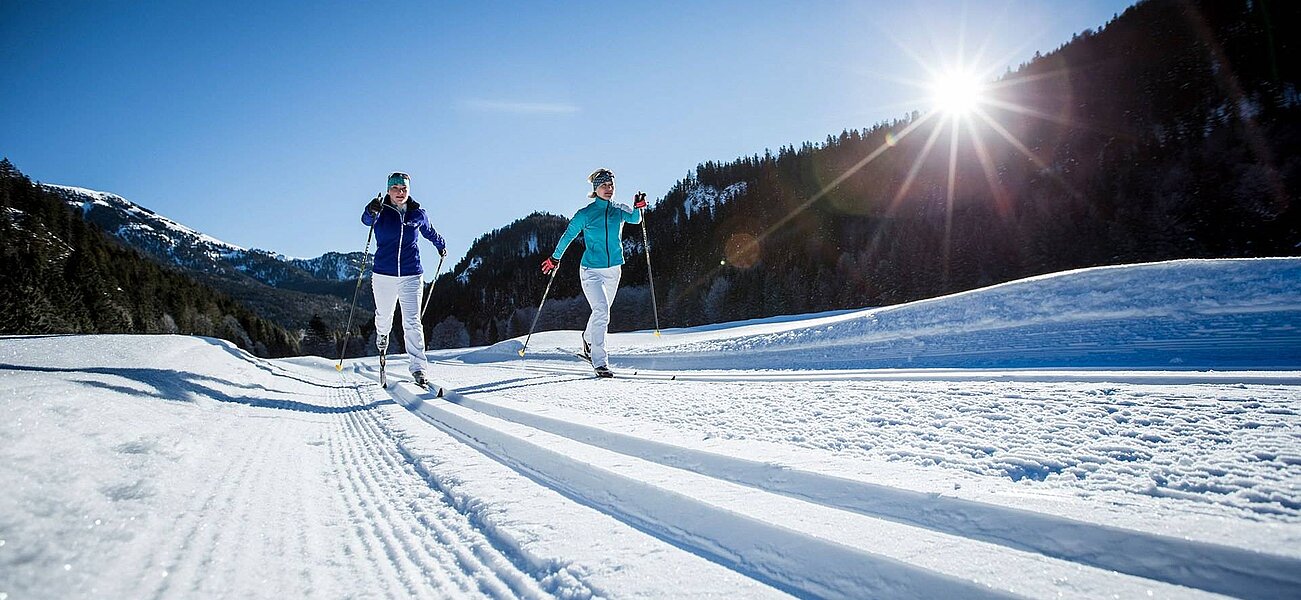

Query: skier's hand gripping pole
[519,259,560,357]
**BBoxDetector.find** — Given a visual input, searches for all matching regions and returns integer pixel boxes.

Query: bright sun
[930,70,986,115]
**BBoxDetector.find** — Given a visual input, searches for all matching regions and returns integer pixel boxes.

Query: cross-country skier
[362,172,446,388]
[541,168,648,378]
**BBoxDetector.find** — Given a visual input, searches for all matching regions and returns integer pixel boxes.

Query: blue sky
[1,0,1136,271]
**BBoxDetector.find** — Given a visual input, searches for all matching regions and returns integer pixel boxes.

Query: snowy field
[2,258,1299,599]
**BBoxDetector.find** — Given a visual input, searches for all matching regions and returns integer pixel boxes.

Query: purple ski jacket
[360,197,446,277]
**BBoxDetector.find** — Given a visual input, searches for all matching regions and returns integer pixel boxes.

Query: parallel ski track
[371,369,1247,600]
[420,371,1301,599]
[330,377,552,599]
[437,357,1301,386]
[101,368,561,599]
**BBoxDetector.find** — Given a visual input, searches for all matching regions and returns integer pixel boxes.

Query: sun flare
[930,70,986,115]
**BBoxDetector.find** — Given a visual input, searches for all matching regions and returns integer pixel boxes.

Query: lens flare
[723,233,761,269]
[930,70,986,115]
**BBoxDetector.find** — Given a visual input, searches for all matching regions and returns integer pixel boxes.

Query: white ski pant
[580,265,621,368]
[372,273,428,374]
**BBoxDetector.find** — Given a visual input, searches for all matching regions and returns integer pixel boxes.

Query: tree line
[0,159,300,357]
[421,0,1299,347]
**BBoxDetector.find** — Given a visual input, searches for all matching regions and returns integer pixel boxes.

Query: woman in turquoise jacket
[541,168,647,377]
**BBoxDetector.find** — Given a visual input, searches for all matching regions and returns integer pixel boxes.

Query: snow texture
[2,258,1298,599]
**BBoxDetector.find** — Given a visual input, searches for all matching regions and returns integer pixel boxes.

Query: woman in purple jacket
[362,172,446,386]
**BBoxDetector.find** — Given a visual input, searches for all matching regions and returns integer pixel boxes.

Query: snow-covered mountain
[43,184,366,287]
[40,184,370,332]
[3,258,1298,599]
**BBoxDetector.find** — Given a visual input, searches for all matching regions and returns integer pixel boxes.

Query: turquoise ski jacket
[550,198,643,269]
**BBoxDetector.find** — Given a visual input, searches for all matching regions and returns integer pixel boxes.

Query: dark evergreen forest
[422,0,1300,348]
[0,160,301,357]
[6,0,1296,355]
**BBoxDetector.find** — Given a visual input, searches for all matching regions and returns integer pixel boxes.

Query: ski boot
[413,371,429,389]
[594,365,614,378]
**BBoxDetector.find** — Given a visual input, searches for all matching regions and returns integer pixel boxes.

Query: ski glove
[540,257,559,275]
[438,246,448,258]
[633,192,648,209]
[366,195,383,216]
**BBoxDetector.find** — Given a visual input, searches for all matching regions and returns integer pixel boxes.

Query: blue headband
[387,173,410,188]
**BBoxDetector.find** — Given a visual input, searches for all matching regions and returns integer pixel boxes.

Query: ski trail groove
[335,393,445,595]
[451,358,1301,385]
[343,402,492,595]
[330,390,418,597]
[386,379,1224,600]
[348,394,552,599]
[325,383,401,594]
[334,375,550,598]
[432,379,1301,600]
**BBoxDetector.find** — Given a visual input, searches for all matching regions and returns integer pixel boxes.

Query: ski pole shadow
[453,375,553,394]
[453,374,593,397]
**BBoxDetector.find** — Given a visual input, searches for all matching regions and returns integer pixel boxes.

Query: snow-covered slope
[2,258,1298,599]
[467,257,1301,370]
[43,184,366,285]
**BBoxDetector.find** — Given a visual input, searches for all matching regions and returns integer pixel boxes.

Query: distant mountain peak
[42,183,366,284]
[45,184,246,252]
[40,183,372,332]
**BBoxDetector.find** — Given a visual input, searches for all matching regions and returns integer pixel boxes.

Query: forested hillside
[0,160,300,357]
[422,0,1299,347]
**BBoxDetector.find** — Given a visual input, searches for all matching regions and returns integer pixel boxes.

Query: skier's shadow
[0,363,391,414]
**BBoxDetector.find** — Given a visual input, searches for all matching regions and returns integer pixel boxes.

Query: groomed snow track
[362,366,1301,600]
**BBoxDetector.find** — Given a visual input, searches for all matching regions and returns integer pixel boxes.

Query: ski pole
[518,260,560,357]
[638,192,662,337]
[417,254,445,350]
[418,254,445,320]
[336,194,382,371]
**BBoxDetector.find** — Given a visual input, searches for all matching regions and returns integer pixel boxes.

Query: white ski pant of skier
[372,273,428,374]
[580,265,621,368]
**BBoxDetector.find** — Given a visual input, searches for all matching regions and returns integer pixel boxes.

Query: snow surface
[2,258,1299,599]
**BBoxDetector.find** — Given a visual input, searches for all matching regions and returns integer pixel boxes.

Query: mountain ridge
[421,0,1300,348]
[44,184,367,288]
